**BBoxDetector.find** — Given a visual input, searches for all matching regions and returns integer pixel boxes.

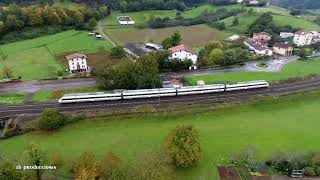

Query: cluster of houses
[244,30,320,57]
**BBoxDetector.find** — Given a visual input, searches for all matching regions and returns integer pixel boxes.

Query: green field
[0,30,112,80]
[0,93,25,105]
[1,90,320,178]
[187,58,320,85]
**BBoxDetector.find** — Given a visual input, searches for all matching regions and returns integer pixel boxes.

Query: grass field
[0,93,25,105]
[2,90,320,178]
[106,24,231,46]
[0,30,112,80]
[186,57,320,85]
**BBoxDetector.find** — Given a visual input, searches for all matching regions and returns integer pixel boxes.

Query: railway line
[1,77,320,119]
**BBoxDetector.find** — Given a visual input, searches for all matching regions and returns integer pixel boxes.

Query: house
[124,43,162,58]
[280,32,294,38]
[310,31,320,43]
[117,16,135,25]
[65,53,89,74]
[248,0,259,5]
[168,44,198,70]
[244,38,273,56]
[252,32,272,42]
[293,30,313,47]
[237,0,243,3]
[273,43,293,56]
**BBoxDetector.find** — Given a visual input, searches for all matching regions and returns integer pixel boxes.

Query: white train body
[58,80,269,104]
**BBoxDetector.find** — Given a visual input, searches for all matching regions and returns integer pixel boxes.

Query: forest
[270,0,320,9]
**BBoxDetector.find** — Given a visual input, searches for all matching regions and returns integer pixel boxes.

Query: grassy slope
[0,93,25,105]
[0,30,112,80]
[186,57,320,84]
[2,90,320,178]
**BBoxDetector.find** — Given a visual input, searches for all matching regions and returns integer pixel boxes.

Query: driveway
[162,56,299,78]
[0,78,96,93]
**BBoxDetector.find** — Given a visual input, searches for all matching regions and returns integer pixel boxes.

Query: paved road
[1,77,320,118]
[0,78,96,93]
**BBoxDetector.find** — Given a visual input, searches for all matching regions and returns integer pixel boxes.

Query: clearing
[186,57,320,84]
[1,90,320,178]
[0,30,112,80]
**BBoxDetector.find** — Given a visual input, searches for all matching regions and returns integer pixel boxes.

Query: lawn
[0,30,112,80]
[0,93,25,105]
[186,57,320,85]
[105,24,231,46]
[2,89,320,178]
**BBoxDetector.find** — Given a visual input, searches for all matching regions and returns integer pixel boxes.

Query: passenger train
[58,80,269,104]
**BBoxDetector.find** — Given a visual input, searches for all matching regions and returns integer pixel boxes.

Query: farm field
[2,90,320,178]
[0,30,112,80]
[105,24,231,46]
[187,57,320,85]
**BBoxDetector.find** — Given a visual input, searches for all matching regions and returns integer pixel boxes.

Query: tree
[119,0,128,13]
[100,151,122,180]
[0,21,4,34]
[162,37,172,49]
[135,54,161,89]
[171,31,182,47]
[110,46,126,59]
[88,18,97,29]
[222,49,237,65]
[208,48,224,65]
[165,125,202,168]
[132,149,174,180]
[0,159,20,180]
[2,66,13,79]
[37,108,65,131]
[24,143,47,180]
[71,151,100,180]
[232,17,239,26]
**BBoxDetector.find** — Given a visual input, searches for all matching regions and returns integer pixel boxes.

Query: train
[58,80,269,104]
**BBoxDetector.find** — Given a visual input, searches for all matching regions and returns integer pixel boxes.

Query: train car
[122,88,176,99]
[225,80,269,91]
[177,84,225,95]
[58,92,122,104]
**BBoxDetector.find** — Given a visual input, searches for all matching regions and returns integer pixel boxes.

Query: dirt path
[98,21,116,47]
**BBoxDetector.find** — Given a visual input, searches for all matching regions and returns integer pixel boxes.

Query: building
[244,38,273,56]
[310,31,320,43]
[124,43,163,58]
[273,43,293,56]
[248,0,259,5]
[65,53,89,74]
[293,30,313,47]
[226,35,240,41]
[280,32,294,38]
[117,16,135,25]
[168,44,198,70]
[252,32,272,42]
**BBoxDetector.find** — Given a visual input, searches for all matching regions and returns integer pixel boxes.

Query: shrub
[304,167,316,176]
[70,151,100,180]
[165,125,202,168]
[37,108,65,131]
[315,166,320,176]
[48,152,64,167]
[0,159,21,180]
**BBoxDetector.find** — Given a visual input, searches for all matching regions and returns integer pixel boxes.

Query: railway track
[1,77,320,118]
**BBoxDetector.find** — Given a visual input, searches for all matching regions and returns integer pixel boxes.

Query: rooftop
[168,44,198,55]
[274,43,292,49]
[65,53,87,60]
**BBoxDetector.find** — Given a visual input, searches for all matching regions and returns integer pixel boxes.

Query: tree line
[0,4,108,38]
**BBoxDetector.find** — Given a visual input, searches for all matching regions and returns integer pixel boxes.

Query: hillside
[271,0,320,9]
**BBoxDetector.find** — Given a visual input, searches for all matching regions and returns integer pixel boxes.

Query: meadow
[0,93,25,105]
[1,89,320,178]
[105,24,231,46]
[0,30,112,80]
[187,57,320,85]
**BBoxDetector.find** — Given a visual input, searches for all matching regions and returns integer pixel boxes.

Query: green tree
[88,18,97,29]
[208,48,224,65]
[24,143,47,180]
[119,1,128,13]
[165,125,202,168]
[110,46,126,59]
[232,17,239,26]
[222,49,237,65]
[37,108,65,131]
[171,31,182,47]
[135,54,161,89]
[162,37,172,49]
[0,159,21,180]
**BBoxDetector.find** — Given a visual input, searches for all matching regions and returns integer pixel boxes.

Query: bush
[0,159,21,180]
[165,125,201,168]
[315,166,320,176]
[70,151,100,180]
[48,152,64,167]
[37,108,65,131]
[304,167,316,176]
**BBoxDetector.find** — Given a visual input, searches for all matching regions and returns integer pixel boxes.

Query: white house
[117,16,135,25]
[244,38,273,56]
[280,32,294,39]
[65,53,89,74]
[168,44,198,70]
[293,30,313,47]
[248,0,259,5]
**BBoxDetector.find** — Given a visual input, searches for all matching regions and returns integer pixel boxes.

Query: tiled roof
[65,53,87,60]
[168,44,198,55]
[274,43,292,49]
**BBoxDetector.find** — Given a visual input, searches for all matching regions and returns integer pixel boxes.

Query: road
[1,77,320,118]
[98,21,116,47]
[0,78,96,93]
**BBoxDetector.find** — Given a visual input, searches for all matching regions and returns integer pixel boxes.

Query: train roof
[62,92,113,97]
